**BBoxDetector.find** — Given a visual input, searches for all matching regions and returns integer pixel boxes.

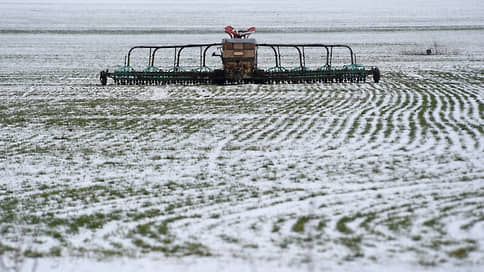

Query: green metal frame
[101,42,380,85]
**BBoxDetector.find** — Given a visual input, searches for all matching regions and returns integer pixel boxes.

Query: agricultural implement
[100,26,380,85]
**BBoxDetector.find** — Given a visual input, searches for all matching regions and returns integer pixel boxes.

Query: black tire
[212,69,225,85]
[100,71,107,85]
[372,67,381,83]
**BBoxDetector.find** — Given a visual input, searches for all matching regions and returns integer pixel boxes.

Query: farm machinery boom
[100,26,380,85]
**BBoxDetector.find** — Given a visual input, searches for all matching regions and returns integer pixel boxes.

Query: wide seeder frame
[100,28,380,85]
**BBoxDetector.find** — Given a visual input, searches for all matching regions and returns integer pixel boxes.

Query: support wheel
[372,67,380,83]
[100,70,108,85]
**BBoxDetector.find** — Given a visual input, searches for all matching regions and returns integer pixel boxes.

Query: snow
[10,256,484,272]
[1,0,484,271]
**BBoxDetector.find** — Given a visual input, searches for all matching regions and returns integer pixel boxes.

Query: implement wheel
[213,69,225,85]
[372,67,381,83]
[100,70,107,85]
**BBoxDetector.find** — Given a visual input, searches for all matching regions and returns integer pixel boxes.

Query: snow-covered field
[1,0,484,271]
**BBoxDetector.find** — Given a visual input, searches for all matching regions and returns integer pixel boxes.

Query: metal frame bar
[257,44,354,68]
[126,43,354,70]
[202,44,222,66]
[126,43,222,68]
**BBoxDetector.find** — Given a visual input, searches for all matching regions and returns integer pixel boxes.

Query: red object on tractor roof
[224,25,237,38]
[224,26,256,39]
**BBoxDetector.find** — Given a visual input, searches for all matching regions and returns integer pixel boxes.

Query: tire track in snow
[2,68,484,265]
